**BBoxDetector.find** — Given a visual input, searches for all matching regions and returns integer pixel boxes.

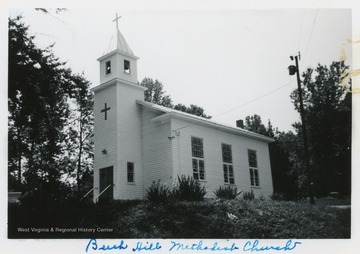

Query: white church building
[92,18,274,202]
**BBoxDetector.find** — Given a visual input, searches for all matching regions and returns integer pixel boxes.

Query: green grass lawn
[8,198,350,239]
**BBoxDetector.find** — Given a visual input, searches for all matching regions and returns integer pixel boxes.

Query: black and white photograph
[3,1,359,253]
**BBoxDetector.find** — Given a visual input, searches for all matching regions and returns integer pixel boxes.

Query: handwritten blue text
[169,240,239,252]
[243,239,302,252]
[85,238,128,252]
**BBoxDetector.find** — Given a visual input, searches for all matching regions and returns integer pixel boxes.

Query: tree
[244,114,267,135]
[266,119,275,138]
[139,77,211,118]
[8,16,94,200]
[140,78,173,108]
[174,103,212,119]
[8,16,72,193]
[290,61,351,196]
[271,131,305,200]
[243,115,300,199]
[63,73,94,193]
[8,16,35,190]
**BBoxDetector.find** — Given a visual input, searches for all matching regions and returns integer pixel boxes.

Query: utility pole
[288,52,315,205]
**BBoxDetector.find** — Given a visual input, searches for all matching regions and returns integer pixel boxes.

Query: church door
[99,166,113,202]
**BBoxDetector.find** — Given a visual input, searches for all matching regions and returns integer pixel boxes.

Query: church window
[106,61,111,74]
[222,144,234,184]
[248,149,260,187]
[124,60,130,74]
[127,162,134,183]
[191,137,205,180]
[191,137,204,158]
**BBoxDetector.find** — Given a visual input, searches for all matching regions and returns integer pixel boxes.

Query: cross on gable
[113,13,121,30]
[101,103,111,120]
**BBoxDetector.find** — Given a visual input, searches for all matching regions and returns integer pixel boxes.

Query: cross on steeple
[101,103,111,120]
[113,13,121,30]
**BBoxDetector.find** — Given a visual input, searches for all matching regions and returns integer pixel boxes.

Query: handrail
[80,187,95,201]
[95,184,112,203]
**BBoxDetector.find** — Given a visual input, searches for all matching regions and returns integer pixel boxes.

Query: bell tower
[92,14,146,202]
[97,14,139,86]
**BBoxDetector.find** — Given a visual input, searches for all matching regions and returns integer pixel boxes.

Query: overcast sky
[8,7,353,132]
[2,2,360,253]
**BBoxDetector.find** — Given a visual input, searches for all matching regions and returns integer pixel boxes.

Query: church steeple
[97,13,139,85]
[103,13,136,57]
[92,14,145,202]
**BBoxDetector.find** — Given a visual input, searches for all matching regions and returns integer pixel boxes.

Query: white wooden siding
[170,118,273,198]
[99,54,118,85]
[99,53,138,85]
[94,88,273,201]
[93,83,118,201]
[115,82,145,199]
[93,80,145,201]
[141,109,173,194]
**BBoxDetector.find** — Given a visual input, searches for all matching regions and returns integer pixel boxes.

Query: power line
[304,9,319,63]
[172,80,294,132]
[297,9,306,51]
[212,81,294,119]
[94,79,295,135]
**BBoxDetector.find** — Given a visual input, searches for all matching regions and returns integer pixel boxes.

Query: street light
[288,52,315,205]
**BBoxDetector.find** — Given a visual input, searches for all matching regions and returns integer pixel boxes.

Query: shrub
[258,193,265,201]
[214,185,242,200]
[145,180,171,203]
[243,190,255,201]
[172,175,206,201]
[269,192,287,201]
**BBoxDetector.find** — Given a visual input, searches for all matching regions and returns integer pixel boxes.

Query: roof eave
[97,50,139,62]
[136,101,274,143]
[168,113,274,143]
[92,78,146,93]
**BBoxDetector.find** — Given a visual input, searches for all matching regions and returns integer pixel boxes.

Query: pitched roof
[103,28,135,56]
[136,100,274,143]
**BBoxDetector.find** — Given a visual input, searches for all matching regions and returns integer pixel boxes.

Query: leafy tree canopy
[141,78,173,108]
[245,61,351,199]
[244,114,268,136]
[174,103,211,119]
[140,77,211,119]
[290,61,351,196]
[8,16,94,198]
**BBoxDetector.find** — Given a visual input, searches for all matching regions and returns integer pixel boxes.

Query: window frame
[222,143,234,184]
[248,149,260,187]
[105,61,111,74]
[127,162,135,183]
[191,137,205,181]
[223,164,235,184]
[124,60,131,74]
